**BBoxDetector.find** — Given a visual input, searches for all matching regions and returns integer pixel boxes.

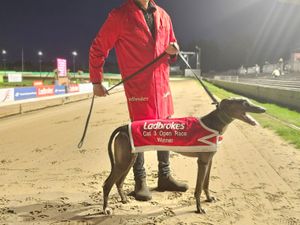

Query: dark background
[0,0,299,72]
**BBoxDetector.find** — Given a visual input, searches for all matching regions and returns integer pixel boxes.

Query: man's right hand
[93,83,108,97]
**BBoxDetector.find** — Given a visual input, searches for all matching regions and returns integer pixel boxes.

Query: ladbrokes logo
[38,87,54,95]
[69,85,79,92]
[143,121,185,130]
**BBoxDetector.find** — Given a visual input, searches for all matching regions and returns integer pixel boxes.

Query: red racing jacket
[89,0,177,121]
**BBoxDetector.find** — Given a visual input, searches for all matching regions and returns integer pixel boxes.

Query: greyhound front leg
[194,158,209,214]
[204,159,216,202]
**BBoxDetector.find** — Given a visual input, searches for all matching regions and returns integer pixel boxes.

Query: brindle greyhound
[102,98,265,214]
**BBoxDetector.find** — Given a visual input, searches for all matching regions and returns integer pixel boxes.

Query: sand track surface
[0,80,299,225]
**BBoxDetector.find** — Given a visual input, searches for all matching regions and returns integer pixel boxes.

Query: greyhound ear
[242,100,251,107]
[220,99,229,104]
[220,99,229,108]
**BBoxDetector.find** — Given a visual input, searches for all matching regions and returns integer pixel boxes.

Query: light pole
[38,51,43,77]
[195,45,201,71]
[183,54,188,69]
[278,58,284,75]
[72,51,77,77]
[2,49,7,74]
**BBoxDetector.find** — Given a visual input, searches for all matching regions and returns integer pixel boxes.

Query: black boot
[134,178,152,201]
[157,175,188,192]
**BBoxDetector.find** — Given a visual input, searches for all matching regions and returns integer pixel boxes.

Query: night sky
[1,0,300,72]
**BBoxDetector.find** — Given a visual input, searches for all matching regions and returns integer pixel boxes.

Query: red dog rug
[129,117,223,153]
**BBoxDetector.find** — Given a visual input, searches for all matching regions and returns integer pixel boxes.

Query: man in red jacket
[89,0,188,201]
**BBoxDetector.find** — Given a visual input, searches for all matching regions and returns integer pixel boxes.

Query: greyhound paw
[121,199,128,204]
[195,208,206,214]
[205,196,217,203]
[103,207,113,215]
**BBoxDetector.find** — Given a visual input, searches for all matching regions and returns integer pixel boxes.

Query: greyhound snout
[243,102,266,126]
[246,103,266,114]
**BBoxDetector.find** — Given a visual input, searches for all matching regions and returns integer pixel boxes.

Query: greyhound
[102,98,265,214]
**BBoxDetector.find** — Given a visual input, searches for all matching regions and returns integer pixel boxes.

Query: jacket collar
[127,0,160,42]
[133,0,156,12]
[128,0,158,13]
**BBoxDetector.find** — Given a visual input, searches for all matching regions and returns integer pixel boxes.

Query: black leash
[77,94,95,148]
[177,51,219,106]
[77,52,167,149]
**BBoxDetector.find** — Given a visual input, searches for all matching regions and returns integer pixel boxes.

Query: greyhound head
[218,98,266,126]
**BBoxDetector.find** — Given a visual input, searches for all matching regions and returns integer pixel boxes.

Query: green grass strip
[202,81,300,149]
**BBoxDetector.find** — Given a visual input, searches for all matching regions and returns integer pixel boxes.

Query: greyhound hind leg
[116,154,137,203]
[102,131,133,214]
[103,167,125,214]
[107,131,134,206]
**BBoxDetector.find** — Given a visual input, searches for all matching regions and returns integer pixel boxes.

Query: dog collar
[216,109,233,126]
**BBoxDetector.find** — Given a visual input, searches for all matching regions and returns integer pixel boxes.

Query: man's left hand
[165,42,180,55]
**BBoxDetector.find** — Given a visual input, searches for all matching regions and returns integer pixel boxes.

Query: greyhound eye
[242,101,250,107]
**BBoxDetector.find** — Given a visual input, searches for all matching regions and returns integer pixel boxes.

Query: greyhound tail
[107,125,128,170]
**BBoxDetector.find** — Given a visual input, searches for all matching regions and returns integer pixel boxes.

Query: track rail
[237,78,300,91]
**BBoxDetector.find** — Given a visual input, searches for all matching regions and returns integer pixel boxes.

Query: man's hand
[93,83,108,97]
[165,42,180,55]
